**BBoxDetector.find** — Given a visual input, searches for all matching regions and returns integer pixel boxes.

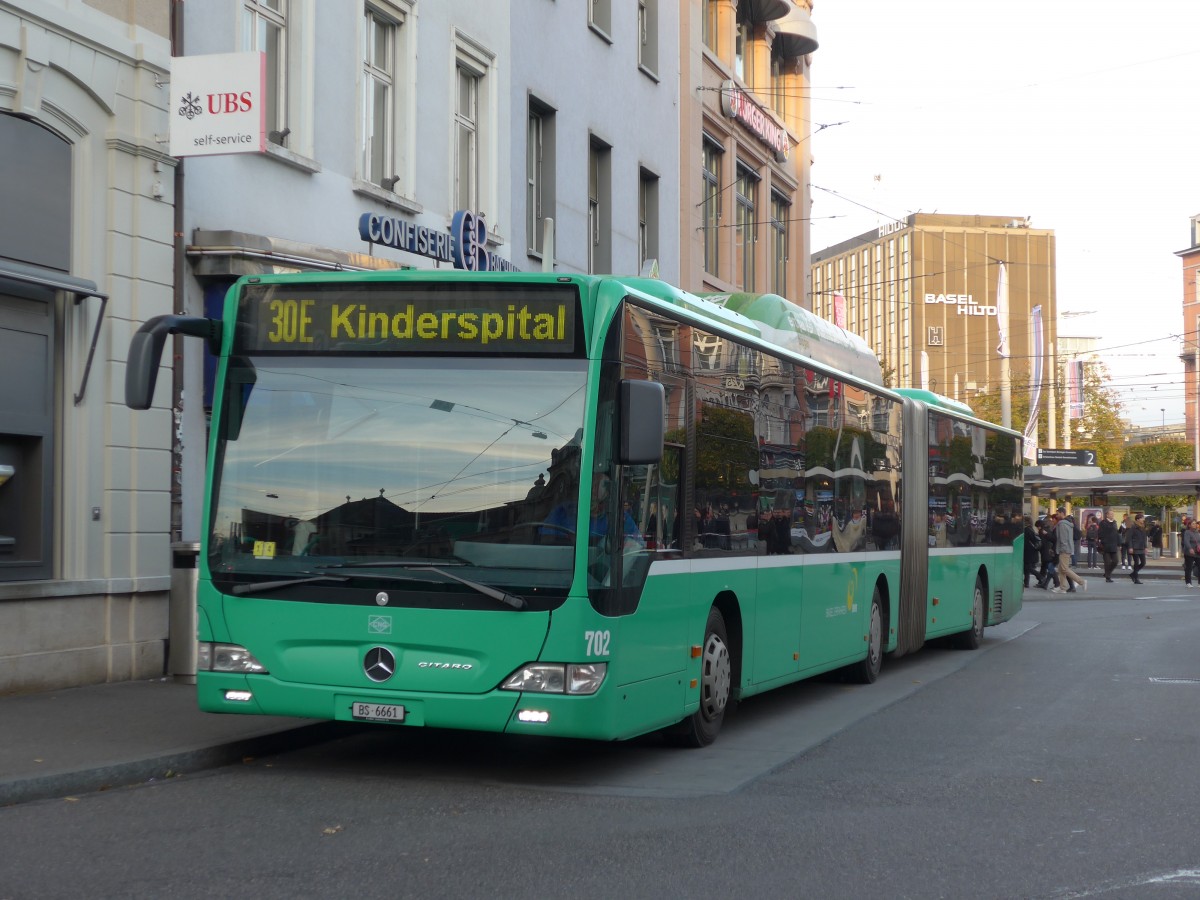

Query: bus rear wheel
[670,606,732,747]
[953,576,986,650]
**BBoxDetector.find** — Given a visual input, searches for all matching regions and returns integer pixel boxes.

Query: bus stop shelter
[1026,466,1200,555]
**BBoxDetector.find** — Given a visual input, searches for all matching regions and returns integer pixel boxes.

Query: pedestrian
[1127,513,1147,585]
[1052,510,1087,593]
[1148,519,1163,559]
[1085,514,1099,568]
[1097,508,1120,583]
[1037,517,1057,588]
[1183,519,1200,587]
[1022,515,1042,588]
[1071,513,1082,567]
[1118,514,1130,569]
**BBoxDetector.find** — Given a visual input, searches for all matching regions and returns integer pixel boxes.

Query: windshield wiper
[407,565,527,610]
[231,570,426,596]
[320,557,469,568]
[316,562,527,610]
[232,574,350,596]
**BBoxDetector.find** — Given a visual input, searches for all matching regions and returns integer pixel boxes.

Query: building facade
[811,214,1058,406]
[0,3,684,696]
[680,0,818,302]
[0,0,173,693]
[511,1,680,280]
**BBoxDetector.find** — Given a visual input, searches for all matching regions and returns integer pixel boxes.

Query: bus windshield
[207,355,588,607]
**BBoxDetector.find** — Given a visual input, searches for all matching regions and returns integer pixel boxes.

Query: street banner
[995,262,1010,358]
[1023,304,1043,461]
[1068,359,1085,419]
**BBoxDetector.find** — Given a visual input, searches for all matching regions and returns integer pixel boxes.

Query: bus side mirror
[125,315,222,410]
[619,379,664,465]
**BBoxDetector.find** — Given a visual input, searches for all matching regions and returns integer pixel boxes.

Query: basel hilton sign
[925,293,997,317]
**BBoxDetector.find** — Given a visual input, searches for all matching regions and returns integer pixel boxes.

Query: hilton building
[811,214,1058,404]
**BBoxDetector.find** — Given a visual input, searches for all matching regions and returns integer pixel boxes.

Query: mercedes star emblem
[363,646,396,682]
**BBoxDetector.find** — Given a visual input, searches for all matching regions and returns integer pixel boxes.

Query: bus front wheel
[670,606,732,747]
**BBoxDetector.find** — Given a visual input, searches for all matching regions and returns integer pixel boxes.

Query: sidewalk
[2,554,1190,808]
[1066,553,1185,583]
[0,678,350,807]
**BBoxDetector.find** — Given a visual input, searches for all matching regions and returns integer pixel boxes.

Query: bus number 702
[585,630,611,657]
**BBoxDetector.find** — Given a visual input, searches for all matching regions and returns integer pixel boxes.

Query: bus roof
[616,280,883,386]
[892,388,976,416]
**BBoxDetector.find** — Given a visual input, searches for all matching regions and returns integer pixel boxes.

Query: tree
[1121,440,1195,512]
[970,360,1125,473]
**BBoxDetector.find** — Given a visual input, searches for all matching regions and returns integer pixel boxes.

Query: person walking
[1036,517,1057,588]
[1085,514,1099,568]
[1118,514,1130,569]
[1097,508,1121,583]
[1184,519,1200,587]
[1148,519,1163,559]
[1127,513,1147,585]
[1022,515,1042,588]
[1052,510,1087,593]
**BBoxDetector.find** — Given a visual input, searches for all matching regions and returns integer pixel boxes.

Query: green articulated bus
[126,270,1023,746]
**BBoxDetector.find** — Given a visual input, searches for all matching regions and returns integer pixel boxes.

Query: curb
[0,721,357,808]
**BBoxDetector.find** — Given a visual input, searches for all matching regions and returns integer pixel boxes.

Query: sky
[805,0,1200,429]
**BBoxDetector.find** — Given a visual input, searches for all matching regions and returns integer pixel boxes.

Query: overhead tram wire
[693,121,849,212]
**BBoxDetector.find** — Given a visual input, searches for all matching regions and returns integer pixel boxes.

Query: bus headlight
[197,641,268,674]
[500,662,606,695]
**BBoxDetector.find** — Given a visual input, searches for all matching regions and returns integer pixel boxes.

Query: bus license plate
[351,701,406,723]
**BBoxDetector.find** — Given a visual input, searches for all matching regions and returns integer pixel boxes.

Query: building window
[734,163,758,291]
[527,101,556,256]
[703,0,720,52]
[643,168,662,270]
[770,49,788,119]
[244,0,288,143]
[702,138,722,277]
[588,137,612,273]
[638,0,658,75]
[734,3,756,86]
[770,191,789,296]
[588,0,611,37]
[452,35,496,220]
[360,6,397,188]
[454,64,479,211]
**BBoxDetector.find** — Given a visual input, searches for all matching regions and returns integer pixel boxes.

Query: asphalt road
[2,580,1198,900]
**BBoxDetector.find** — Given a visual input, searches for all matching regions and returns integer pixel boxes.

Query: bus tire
[848,588,883,684]
[669,606,732,747]
[953,576,986,650]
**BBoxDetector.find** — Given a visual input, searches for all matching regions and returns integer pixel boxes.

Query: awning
[0,258,108,406]
[774,6,819,57]
[744,0,791,24]
[1026,467,1200,500]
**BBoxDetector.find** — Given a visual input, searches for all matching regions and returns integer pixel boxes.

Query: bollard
[169,541,201,683]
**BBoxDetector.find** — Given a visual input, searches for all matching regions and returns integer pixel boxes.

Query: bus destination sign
[236,283,579,355]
